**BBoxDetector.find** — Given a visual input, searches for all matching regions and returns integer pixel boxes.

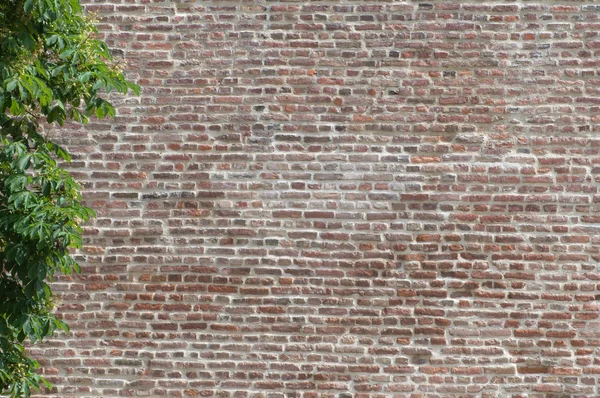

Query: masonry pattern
[34,1,600,397]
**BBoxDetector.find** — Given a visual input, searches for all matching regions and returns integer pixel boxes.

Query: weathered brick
[34,2,600,396]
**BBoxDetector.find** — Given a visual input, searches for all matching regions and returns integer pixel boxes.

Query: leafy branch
[0,0,138,395]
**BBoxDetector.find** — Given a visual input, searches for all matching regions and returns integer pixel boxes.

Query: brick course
[36,1,600,397]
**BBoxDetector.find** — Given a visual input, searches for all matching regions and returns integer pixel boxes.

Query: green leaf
[45,35,58,47]
[18,32,35,51]
[9,98,23,115]
[8,175,28,190]
[17,154,31,171]
[5,245,18,263]
[53,144,71,161]
[129,82,141,96]
[24,0,35,12]
[95,103,106,119]
[50,65,65,77]
[6,79,17,91]
[47,105,65,125]
[78,71,92,83]
[15,247,27,266]
[53,319,69,333]
[59,49,75,59]
[42,182,51,196]
[92,79,104,91]
[41,377,52,389]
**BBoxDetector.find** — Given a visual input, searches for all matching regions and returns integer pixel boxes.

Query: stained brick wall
[36,1,600,397]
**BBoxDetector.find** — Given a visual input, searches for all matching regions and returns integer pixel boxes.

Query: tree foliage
[0,0,138,395]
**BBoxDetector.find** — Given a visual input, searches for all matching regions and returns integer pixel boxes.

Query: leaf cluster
[0,0,138,396]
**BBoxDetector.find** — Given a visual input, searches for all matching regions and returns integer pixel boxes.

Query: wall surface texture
[36,1,600,397]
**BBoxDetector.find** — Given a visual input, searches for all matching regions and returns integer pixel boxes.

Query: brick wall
[36,1,600,397]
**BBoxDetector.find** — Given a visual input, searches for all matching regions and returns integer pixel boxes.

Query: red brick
[36,2,600,397]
